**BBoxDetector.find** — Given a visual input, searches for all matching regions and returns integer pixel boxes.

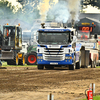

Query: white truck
[36,23,81,70]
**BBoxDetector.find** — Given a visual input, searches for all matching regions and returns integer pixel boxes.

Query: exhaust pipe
[71,19,75,28]
[70,11,75,28]
[41,23,45,28]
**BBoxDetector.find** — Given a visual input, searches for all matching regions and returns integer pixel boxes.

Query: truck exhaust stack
[71,19,75,28]
[70,11,75,28]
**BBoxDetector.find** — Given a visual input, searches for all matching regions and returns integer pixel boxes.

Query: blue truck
[36,23,81,70]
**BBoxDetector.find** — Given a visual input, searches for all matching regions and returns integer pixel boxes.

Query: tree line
[0,0,100,25]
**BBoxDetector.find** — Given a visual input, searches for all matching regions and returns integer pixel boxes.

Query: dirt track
[0,66,100,100]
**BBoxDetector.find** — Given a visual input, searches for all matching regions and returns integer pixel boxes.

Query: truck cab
[37,23,81,70]
[0,24,25,66]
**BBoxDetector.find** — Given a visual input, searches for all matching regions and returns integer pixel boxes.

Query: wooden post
[92,83,93,96]
[50,93,52,100]
[48,93,54,100]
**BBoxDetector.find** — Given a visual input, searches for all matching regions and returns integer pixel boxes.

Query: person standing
[0,30,3,66]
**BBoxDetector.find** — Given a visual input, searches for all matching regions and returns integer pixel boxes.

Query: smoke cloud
[38,0,58,22]
[47,1,70,23]
[0,0,81,28]
[38,0,50,22]
[46,0,81,23]
[67,0,81,21]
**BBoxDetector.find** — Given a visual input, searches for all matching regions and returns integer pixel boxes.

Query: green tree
[0,0,16,19]
[82,0,100,9]
[16,0,40,25]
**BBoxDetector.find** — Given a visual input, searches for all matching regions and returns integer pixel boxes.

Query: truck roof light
[6,23,9,25]
[94,25,96,27]
[18,23,20,26]
[92,22,94,25]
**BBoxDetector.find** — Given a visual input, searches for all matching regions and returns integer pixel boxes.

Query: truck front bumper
[37,59,73,65]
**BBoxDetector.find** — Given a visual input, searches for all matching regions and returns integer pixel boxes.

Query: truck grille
[44,48,64,61]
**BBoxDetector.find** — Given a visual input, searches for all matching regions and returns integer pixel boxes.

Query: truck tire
[91,60,96,68]
[37,65,44,70]
[69,55,76,70]
[7,54,18,65]
[76,62,80,69]
[94,60,96,68]
[26,52,37,65]
[18,54,25,65]
[76,57,81,69]
[69,64,76,70]
[7,60,13,65]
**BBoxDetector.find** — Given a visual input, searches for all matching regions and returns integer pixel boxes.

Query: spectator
[0,30,3,46]
[0,30,2,67]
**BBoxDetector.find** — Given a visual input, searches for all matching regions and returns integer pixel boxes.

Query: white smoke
[47,1,70,23]
[47,0,81,23]
[67,0,81,21]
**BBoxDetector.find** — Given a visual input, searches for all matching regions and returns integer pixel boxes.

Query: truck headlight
[37,56,43,59]
[65,56,72,59]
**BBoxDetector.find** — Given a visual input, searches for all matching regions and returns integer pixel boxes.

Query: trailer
[77,30,98,68]
[76,22,98,68]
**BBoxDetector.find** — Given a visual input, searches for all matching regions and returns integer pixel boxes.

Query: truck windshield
[38,32,70,45]
[3,26,15,46]
[77,30,90,40]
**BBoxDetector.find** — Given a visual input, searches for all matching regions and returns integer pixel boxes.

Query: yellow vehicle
[0,23,25,65]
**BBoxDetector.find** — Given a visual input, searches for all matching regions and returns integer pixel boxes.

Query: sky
[6,0,100,13]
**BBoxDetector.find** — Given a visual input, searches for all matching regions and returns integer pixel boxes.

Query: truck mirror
[94,34,97,39]
[71,31,74,35]
[68,39,71,43]
[72,42,76,48]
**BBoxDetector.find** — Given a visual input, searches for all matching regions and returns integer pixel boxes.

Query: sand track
[0,67,100,100]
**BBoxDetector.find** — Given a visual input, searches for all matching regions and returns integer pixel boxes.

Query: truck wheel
[76,62,80,69]
[18,54,25,65]
[69,64,76,70]
[69,60,76,70]
[6,54,18,65]
[76,56,81,69]
[26,53,37,65]
[94,60,96,68]
[16,54,18,65]
[91,60,96,68]
[69,55,76,70]
[7,60,13,65]
[37,65,44,70]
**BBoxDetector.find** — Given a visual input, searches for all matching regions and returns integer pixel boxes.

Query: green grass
[1,62,37,67]
[81,95,100,100]
[96,66,100,68]
[1,62,100,68]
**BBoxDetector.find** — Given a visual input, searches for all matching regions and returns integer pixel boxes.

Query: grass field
[96,66,100,68]
[81,95,100,100]
[2,61,100,68]
[1,61,37,67]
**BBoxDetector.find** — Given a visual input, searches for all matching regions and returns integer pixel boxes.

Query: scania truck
[37,23,81,70]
